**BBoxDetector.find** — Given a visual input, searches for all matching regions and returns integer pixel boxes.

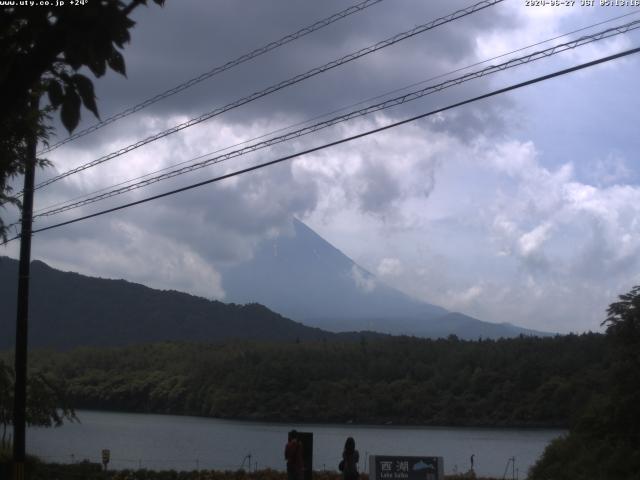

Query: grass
[0,454,502,480]
[0,448,497,480]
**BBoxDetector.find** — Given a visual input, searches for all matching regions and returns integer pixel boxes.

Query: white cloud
[4,0,640,338]
[585,153,633,187]
[34,219,226,300]
[377,257,404,277]
[309,130,640,333]
[451,284,484,305]
[518,223,552,257]
[350,265,376,293]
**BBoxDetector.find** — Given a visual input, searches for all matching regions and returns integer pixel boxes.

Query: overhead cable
[31,0,504,192]
[32,8,640,217]
[31,19,640,219]
[38,0,386,155]
[1,45,634,245]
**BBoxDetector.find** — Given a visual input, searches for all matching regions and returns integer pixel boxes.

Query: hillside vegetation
[0,253,543,348]
[529,286,640,480]
[21,333,608,428]
[0,257,343,350]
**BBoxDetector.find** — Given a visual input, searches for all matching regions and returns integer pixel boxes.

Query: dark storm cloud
[147,161,319,260]
[354,160,402,214]
[11,0,548,306]
[33,141,321,267]
[7,0,638,334]
[67,0,521,134]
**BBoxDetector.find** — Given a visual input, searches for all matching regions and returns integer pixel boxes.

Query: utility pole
[12,99,38,480]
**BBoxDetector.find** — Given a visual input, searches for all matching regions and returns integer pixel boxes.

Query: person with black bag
[285,430,304,480]
[339,437,359,480]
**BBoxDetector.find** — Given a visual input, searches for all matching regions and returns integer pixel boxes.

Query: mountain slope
[0,220,548,347]
[0,257,342,350]
[220,219,549,338]
[220,219,447,331]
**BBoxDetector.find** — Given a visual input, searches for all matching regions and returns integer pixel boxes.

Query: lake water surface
[27,410,564,478]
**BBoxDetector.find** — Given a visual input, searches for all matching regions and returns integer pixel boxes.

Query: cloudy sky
[3,0,640,333]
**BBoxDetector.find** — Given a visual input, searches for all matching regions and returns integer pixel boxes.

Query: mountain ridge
[0,221,549,348]
[0,256,386,350]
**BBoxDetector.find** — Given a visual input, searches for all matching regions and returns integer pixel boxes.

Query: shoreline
[66,407,568,432]
[24,411,557,478]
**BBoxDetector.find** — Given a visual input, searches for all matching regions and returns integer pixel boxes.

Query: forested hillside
[529,286,640,479]
[22,333,608,428]
[0,256,544,347]
[0,257,341,349]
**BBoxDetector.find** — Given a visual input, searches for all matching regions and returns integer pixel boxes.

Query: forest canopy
[529,285,640,480]
[7,332,609,428]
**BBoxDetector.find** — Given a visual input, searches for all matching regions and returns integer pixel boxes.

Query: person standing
[340,437,359,480]
[285,430,304,480]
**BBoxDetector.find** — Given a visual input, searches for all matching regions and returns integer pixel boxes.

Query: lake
[26,410,564,478]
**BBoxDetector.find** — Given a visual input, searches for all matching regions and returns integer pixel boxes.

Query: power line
[32,8,640,217]
[37,0,386,155]
[30,18,640,220]
[15,8,640,219]
[2,45,635,245]
[31,0,503,192]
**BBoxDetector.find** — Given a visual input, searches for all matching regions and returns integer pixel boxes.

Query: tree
[602,284,640,344]
[0,360,75,450]
[599,285,640,449]
[1,4,166,476]
[529,285,640,480]
[0,0,165,240]
[0,361,12,449]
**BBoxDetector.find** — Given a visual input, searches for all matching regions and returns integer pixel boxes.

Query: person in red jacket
[285,430,304,480]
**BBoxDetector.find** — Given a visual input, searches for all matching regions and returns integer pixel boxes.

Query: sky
[3,0,640,334]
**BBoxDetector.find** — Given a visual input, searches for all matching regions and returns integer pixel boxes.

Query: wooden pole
[12,101,37,480]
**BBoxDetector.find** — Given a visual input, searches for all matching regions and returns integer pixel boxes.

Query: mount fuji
[220,219,548,339]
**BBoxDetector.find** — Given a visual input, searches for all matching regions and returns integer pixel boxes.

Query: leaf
[107,48,126,77]
[72,73,100,119]
[47,80,64,109]
[112,28,131,49]
[60,88,81,133]
[64,44,83,70]
[87,58,106,78]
